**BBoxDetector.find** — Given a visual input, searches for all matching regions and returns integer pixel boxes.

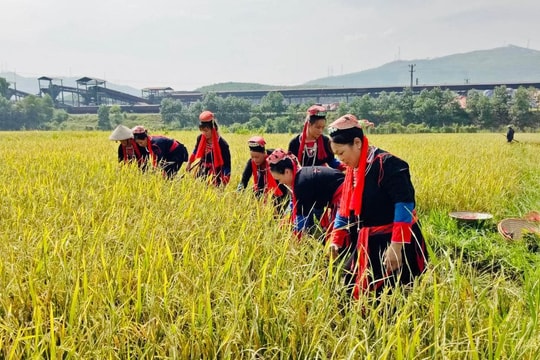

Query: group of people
[109,106,428,300]
[109,110,231,183]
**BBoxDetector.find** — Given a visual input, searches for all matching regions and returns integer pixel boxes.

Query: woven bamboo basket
[497,218,540,240]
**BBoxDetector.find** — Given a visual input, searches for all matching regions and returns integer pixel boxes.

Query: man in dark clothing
[506,125,515,143]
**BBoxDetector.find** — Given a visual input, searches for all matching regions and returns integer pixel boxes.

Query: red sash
[251,159,283,197]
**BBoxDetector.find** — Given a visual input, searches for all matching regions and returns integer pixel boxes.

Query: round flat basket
[449,211,493,226]
[497,218,540,240]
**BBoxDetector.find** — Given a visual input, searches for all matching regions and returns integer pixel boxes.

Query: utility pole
[408,64,416,88]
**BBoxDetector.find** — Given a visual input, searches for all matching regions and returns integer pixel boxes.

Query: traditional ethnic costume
[132,127,188,179]
[288,105,344,169]
[109,125,146,167]
[238,136,288,213]
[328,115,428,299]
[268,149,344,240]
[294,166,345,239]
[118,140,144,165]
[188,111,231,186]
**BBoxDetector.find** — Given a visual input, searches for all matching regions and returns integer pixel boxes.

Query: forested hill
[305,45,540,88]
[195,82,326,92]
[198,45,540,91]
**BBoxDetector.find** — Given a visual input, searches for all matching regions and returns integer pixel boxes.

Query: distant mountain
[305,45,540,88]
[187,45,540,91]
[4,45,540,94]
[0,72,142,96]
[195,82,284,92]
[194,82,329,92]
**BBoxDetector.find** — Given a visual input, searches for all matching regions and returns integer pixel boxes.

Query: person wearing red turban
[132,125,188,179]
[186,111,231,186]
[327,114,428,300]
[268,149,345,241]
[288,104,345,170]
[237,136,289,213]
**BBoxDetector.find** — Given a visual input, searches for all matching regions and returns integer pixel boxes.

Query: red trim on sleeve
[391,222,412,244]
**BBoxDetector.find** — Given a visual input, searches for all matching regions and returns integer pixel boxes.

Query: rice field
[0,130,539,359]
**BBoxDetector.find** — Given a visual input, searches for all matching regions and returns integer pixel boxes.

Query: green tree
[413,90,440,127]
[220,96,252,125]
[0,77,10,99]
[52,109,69,124]
[245,116,262,130]
[259,92,286,116]
[509,87,533,128]
[375,91,403,124]
[284,103,305,129]
[345,95,375,121]
[265,116,293,133]
[179,107,198,128]
[466,90,494,128]
[399,88,417,124]
[0,96,16,129]
[97,105,111,130]
[109,105,123,126]
[440,89,470,126]
[160,98,183,125]
[14,94,54,129]
[465,91,481,120]
[491,86,511,127]
[201,92,223,114]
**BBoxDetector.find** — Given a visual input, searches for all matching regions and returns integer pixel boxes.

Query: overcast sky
[1,0,539,90]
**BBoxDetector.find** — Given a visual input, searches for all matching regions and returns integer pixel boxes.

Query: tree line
[1,76,539,132]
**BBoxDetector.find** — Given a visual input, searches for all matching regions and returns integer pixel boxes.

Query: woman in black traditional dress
[185,111,231,186]
[131,125,188,179]
[237,136,288,212]
[327,114,428,299]
[268,149,344,240]
[288,105,344,170]
[109,125,146,167]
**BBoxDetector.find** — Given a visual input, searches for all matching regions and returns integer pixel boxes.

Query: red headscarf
[132,125,157,167]
[194,111,224,169]
[247,136,283,196]
[297,105,328,164]
[251,159,283,197]
[327,114,370,217]
[268,149,300,222]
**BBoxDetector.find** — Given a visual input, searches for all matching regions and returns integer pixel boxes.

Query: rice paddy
[0,130,539,359]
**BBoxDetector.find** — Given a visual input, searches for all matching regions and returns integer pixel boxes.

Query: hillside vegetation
[306,45,540,88]
[195,46,540,91]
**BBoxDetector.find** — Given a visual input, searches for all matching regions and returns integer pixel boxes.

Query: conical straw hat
[109,125,133,140]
